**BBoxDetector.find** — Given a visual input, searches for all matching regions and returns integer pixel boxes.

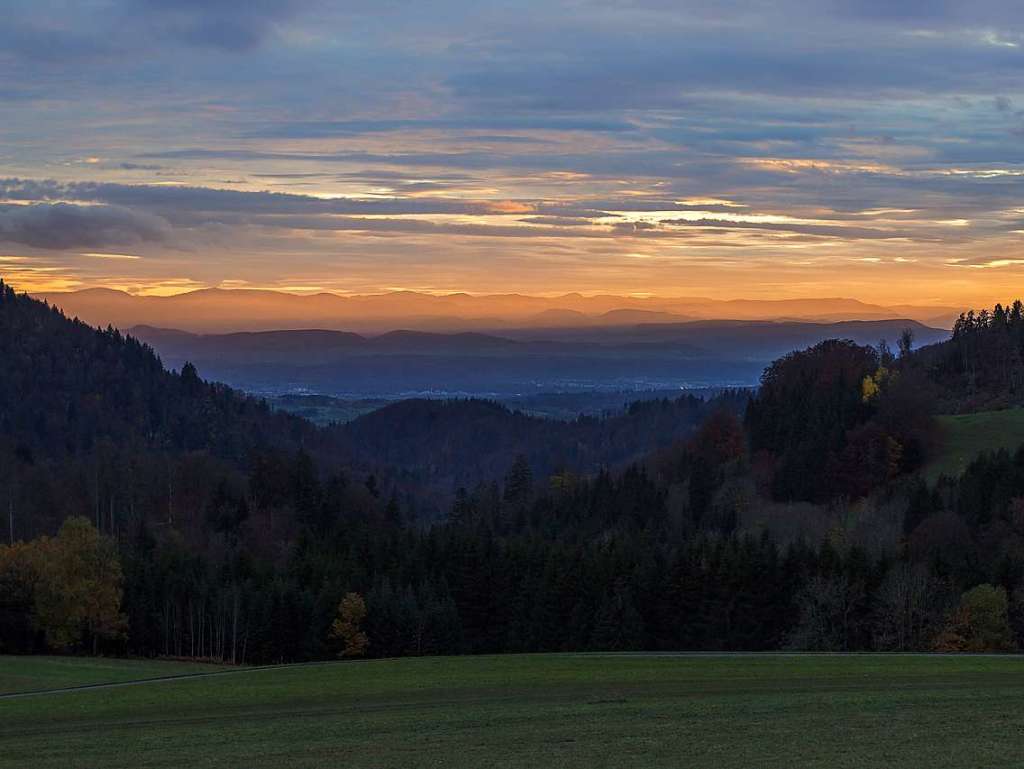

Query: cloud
[240,116,635,139]
[835,0,955,21]
[0,0,313,71]
[131,0,312,51]
[660,217,941,241]
[519,216,597,226]
[0,203,171,250]
[6,0,1024,301]
[0,20,109,64]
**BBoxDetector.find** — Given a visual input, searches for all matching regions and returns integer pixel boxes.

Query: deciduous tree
[933,584,1014,652]
[330,592,369,658]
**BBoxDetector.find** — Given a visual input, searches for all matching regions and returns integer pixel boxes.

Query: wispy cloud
[3,0,1024,303]
[0,202,170,250]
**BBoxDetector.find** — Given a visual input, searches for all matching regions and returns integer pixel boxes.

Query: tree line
[919,300,1024,410]
[2,282,1024,660]
[3,439,1022,659]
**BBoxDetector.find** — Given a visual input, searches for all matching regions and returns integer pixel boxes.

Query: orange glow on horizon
[6,270,1020,313]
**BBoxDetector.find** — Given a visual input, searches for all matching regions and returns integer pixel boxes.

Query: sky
[3,0,1024,305]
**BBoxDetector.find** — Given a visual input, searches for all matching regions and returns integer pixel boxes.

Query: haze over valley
[33,286,953,407]
[125,316,947,403]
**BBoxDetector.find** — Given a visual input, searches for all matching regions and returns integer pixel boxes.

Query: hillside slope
[923,408,1024,483]
[0,283,322,465]
[0,281,357,541]
[337,393,747,493]
[0,282,745,527]
[912,301,1024,412]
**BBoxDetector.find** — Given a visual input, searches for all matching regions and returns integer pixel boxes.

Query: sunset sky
[4,1,1024,305]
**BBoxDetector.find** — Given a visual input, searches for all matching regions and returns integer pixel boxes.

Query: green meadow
[0,655,229,696]
[925,407,1024,483]
[3,653,1024,769]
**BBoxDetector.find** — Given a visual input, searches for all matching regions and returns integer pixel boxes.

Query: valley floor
[2,653,1023,768]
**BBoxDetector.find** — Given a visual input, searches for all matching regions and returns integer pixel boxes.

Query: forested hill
[0,280,741,534]
[0,280,365,542]
[914,301,1024,412]
[338,393,747,496]
[0,280,321,464]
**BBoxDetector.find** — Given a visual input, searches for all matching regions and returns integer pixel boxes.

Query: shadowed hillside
[0,283,325,466]
[337,393,748,494]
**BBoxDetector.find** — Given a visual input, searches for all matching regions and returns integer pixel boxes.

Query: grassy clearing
[0,656,231,696]
[924,407,1024,483]
[3,653,1024,768]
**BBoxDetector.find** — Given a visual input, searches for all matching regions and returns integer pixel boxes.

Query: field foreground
[0,656,231,696]
[2,653,1023,768]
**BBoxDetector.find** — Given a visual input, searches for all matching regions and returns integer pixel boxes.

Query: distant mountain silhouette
[596,309,690,324]
[129,318,948,397]
[33,286,963,334]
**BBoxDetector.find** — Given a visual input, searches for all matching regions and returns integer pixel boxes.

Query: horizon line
[11,281,963,309]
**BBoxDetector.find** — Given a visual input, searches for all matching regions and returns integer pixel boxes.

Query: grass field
[924,407,1024,483]
[3,653,1024,768]
[0,656,230,696]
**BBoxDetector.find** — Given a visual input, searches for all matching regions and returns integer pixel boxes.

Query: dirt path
[0,661,330,700]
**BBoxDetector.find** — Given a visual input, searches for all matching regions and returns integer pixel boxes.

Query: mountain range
[129,318,949,398]
[33,287,964,334]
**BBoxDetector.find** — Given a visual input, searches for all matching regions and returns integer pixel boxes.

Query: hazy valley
[35,288,953,402]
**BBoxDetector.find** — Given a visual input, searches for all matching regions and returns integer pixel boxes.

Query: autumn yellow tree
[17,517,127,652]
[330,592,369,657]
[861,365,890,402]
[933,584,1014,653]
